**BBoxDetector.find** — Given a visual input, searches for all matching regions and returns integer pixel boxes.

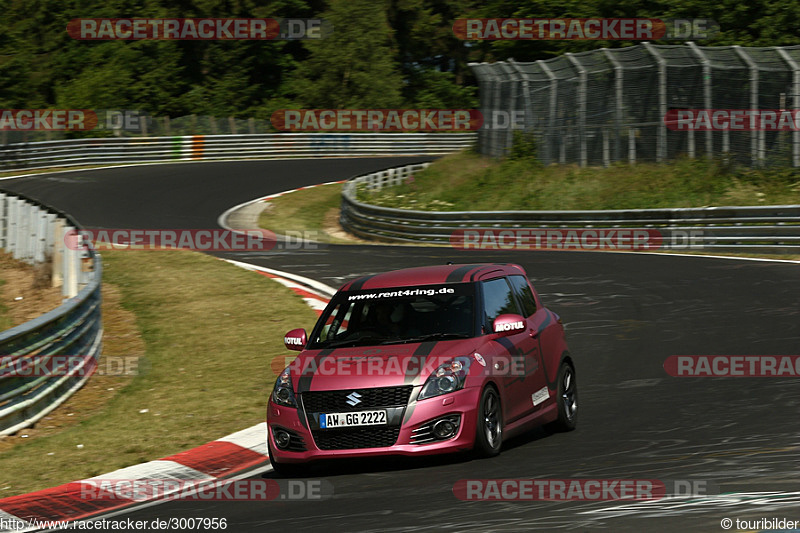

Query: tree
[287,0,404,108]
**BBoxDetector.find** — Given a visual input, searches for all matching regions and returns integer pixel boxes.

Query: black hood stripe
[402,340,438,424]
[404,340,439,386]
[446,264,483,283]
[493,335,520,356]
[346,274,376,292]
[296,348,334,394]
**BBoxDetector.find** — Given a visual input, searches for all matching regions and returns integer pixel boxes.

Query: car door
[507,275,549,416]
[479,277,540,423]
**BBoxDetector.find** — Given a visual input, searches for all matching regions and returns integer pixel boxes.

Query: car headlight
[272,367,297,407]
[418,357,471,400]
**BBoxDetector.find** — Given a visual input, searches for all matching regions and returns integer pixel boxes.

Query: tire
[545,361,578,432]
[268,441,307,478]
[473,385,503,457]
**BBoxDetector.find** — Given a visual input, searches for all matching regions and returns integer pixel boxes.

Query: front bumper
[267,386,481,464]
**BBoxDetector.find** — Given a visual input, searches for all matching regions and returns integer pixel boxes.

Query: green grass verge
[358,152,800,211]
[0,249,317,497]
[258,182,357,244]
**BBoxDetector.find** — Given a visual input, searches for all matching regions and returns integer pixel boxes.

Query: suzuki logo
[345,391,362,406]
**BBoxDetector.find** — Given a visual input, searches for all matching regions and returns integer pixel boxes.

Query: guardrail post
[45,212,56,257]
[63,225,79,297]
[9,197,21,259]
[52,219,64,289]
[0,193,6,249]
[34,207,48,263]
[27,203,39,263]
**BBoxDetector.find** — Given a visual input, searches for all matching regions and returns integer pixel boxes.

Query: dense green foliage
[1,0,798,117]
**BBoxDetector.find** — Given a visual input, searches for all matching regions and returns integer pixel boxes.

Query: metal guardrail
[0,133,477,172]
[0,192,101,436]
[341,163,800,253]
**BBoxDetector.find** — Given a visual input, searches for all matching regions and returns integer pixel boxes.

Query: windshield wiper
[381,332,473,344]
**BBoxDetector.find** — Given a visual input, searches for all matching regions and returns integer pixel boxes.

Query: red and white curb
[258,180,346,202]
[0,265,334,532]
[223,259,334,315]
[0,423,269,531]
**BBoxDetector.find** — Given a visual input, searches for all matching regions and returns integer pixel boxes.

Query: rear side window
[480,278,520,330]
[508,275,538,317]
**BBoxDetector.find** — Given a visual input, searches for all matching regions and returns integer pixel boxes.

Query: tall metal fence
[470,43,800,167]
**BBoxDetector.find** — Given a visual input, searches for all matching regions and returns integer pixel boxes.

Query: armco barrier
[340,163,800,253]
[0,133,477,172]
[0,192,101,436]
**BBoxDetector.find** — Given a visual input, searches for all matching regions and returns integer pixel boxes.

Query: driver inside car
[371,301,405,338]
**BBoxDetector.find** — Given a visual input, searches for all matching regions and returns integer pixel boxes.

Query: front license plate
[319,410,387,429]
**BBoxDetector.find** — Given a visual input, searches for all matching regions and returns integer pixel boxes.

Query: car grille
[275,427,307,452]
[301,386,413,412]
[303,386,412,450]
[312,426,401,450]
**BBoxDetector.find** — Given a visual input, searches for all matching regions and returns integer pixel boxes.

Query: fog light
[274,429,291,449]
[432,419,456,439]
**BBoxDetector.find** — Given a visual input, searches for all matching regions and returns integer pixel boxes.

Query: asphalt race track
[3,159,800,532]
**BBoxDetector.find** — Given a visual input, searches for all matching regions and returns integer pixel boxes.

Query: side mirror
[284,328,307,351]
[492,314,526,337]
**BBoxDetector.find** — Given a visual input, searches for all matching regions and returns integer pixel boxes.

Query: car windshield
[308,283,477,349]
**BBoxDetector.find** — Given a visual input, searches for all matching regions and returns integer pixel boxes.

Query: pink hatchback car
[267,263,577,475]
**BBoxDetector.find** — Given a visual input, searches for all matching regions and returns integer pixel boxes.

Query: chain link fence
[470,43,800,167]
